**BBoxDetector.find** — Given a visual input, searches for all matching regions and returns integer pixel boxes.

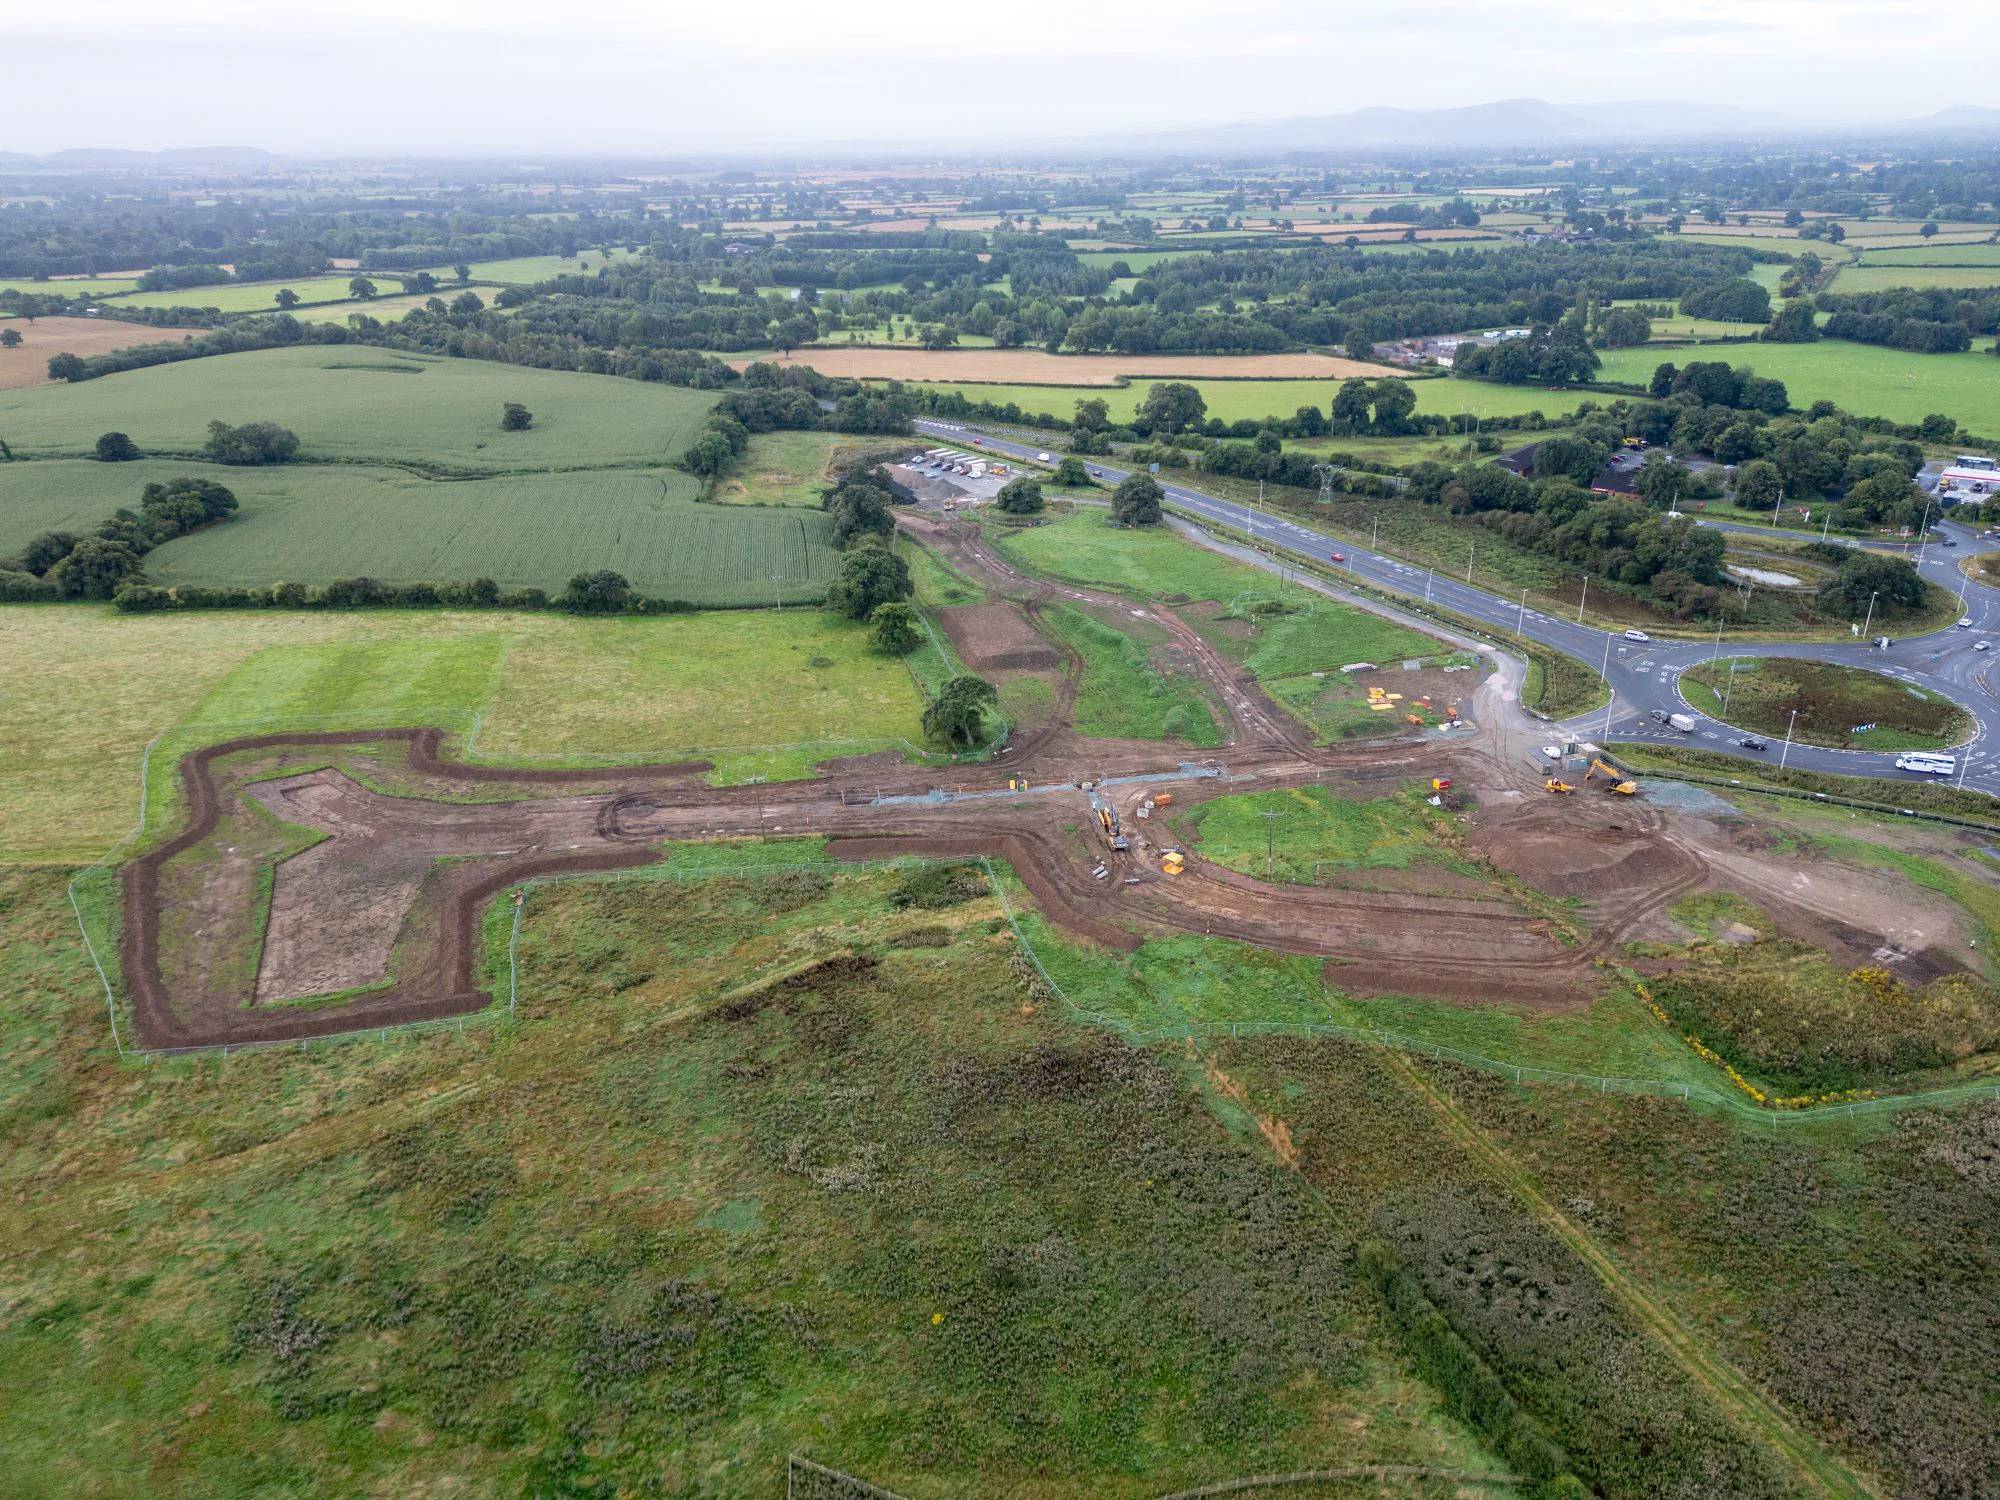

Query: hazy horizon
[7,0,1996,157]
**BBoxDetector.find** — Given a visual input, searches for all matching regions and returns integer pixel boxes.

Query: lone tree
[923,674,998,748]
[825,537,912,620]
[1137,381,1205,435]
[994,476,1045,515]
[869,601,923,655]
[47,352,86,382]
[1053,456,1092,488]
[501,402,533,431]
[348,276,378,300]
[0,328,21,348]
[274,288,300,310]
[1111,472,1164,527]
[94,431,140,462]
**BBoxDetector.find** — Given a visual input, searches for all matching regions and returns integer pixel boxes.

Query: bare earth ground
[0,316,189,390]
[728,348,1404,384]
[120,513,1978,1048]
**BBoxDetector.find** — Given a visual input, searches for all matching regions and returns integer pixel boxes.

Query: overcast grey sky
[5,0,1988,155]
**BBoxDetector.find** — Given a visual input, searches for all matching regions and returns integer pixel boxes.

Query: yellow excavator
[1544,778,1574,795]
[1587,757,1637,795]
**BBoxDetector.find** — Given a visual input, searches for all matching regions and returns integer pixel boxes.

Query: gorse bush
[1654,957,2000,1094]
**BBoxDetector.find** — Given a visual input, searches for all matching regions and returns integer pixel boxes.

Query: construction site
[111,509,1988,1052]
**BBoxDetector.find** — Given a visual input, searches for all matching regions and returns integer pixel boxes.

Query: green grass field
[1593,340,2000,432]
[0,606,926,860]
[0,345,715,471]
[1043,604,1222,744]
[708,429,849,507]
[291,291,450,324]
[905,377,1576,427]
[1178,784,1472,885]
[1827,264,2000,293]
[1857,243,2000,267]
[0,277,143,297]
[100,276,360,312]
[461,249,644,284]
[1681,656,1971,750]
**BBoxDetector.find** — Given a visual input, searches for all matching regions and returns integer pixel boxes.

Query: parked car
[1737,736,1768,751]
[1623,628,1650,642]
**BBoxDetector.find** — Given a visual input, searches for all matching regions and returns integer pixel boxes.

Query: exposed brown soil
[938,603,1061,672]
[115,521,1973,1049]
[0,316,191,390]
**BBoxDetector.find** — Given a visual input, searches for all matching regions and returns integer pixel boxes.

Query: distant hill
[1903,106,2000,134]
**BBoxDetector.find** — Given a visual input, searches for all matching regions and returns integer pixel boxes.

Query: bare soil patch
[0,316,191,391]
[938,603,1060,672]
[731,348,1402,385]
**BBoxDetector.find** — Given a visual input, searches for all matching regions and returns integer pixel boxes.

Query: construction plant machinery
[1586,757,1637,795]
[1161,849,1185,876]
[1544,778,1575,795]
[1091,794,1129,853]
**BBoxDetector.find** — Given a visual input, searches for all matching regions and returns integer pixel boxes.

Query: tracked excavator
[1586,757,1637,795]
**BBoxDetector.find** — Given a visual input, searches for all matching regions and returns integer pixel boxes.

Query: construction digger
[1586,757,1637,795]
[1161,849,1185,876]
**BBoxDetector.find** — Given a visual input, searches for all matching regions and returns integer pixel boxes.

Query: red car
[1330,552,1345,563]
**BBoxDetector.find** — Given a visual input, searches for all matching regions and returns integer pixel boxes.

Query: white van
[1623,629,1650,642]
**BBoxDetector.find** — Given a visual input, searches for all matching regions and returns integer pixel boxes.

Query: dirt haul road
[115,521,1957,1049]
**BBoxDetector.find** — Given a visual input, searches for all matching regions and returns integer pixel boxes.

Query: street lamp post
[1779,707,1799,770]
[1576,574,1589,623]
[1466,544,1476,585]
[1372,514,1380,551]
[1517,588,1528,636]
[1600,631,1615,743]
[1916,497,1935,563]
[1861,589,1879,643]
[1425,567,1434,604]
[1724,655,1740,716]
[1260,810,1285,879]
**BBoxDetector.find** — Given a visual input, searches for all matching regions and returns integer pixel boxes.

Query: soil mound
[938,604,1060,672]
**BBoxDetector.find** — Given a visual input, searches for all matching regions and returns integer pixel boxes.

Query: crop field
[0,345,716,470]
[1593,340,2000,432]
[0,316,190,391]
[1682,656,1971,750]
[99,275,360,312]
[137,467,836,602]
[0,606,924,860]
